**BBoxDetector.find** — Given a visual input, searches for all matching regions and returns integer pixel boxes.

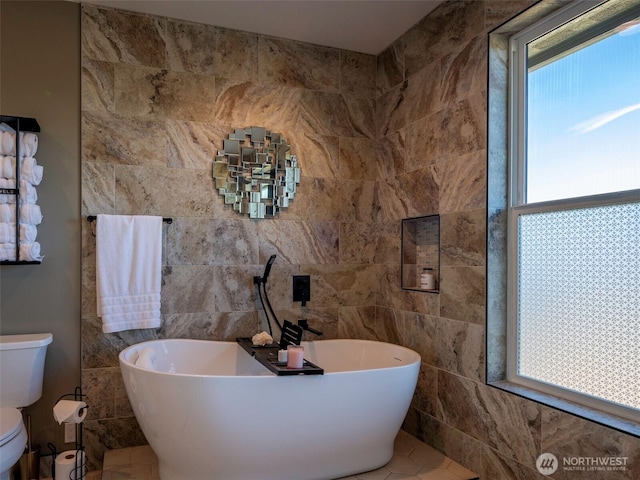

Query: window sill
[488,380,640,439]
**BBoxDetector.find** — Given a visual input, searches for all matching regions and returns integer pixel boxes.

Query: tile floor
[98,430,478,480]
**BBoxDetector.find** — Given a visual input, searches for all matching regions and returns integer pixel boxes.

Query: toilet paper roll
[55,450,86,480]
[53,400,87,424]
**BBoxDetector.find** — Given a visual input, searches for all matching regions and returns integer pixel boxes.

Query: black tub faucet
[298,319,323,337]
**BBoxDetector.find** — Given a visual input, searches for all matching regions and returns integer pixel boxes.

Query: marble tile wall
[79,0,640,477]
[79,3,379,470]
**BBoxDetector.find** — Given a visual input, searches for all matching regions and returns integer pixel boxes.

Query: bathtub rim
[119,337,421,378]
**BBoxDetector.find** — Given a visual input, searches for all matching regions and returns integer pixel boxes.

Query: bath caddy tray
[236,337,324,376]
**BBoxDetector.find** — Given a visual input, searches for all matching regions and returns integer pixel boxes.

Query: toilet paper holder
[53,386,88,480]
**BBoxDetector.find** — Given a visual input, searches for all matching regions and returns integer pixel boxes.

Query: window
[507,0,640,423]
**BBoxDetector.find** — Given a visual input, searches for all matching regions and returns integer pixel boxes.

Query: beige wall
[0,0,81,455]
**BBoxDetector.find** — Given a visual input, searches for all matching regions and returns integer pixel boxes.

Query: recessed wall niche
[402,215,440,292]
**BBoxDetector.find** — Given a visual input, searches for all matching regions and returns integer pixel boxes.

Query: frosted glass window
[517,203,640,410]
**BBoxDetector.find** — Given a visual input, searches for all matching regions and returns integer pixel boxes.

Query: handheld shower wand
[260,254,276,284]
[254,255,283,336]
[254,255,305,347]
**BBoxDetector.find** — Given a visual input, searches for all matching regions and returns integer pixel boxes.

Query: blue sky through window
[526,18,640,203]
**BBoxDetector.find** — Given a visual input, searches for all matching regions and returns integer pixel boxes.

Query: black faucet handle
[298,319,323,336]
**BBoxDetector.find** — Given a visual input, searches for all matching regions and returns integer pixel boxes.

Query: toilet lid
[0,407,23,446]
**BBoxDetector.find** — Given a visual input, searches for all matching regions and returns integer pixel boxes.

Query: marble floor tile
[95,430,478,480]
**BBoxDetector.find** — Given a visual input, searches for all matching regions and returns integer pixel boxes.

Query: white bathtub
[119,339,420,480]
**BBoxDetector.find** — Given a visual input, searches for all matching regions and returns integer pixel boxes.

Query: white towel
[0,241,43,262]
[134,347,157,370]
[0,204,42,224]
[0,223,37,243]
[96,214,163,333]
[0,131,38,157]
[1,157,43,185]
[1,156,13,178]
[21,133,38,157]
[0,132,14,156]
[0,179,38,204]
[21,157,43,185]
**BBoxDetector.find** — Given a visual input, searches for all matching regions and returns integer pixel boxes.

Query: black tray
[236,337,324,376]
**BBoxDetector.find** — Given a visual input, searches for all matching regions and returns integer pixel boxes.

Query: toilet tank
[0,333,53,407]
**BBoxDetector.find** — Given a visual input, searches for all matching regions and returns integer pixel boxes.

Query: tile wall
[79,1,640,478]
[80,2,381,470]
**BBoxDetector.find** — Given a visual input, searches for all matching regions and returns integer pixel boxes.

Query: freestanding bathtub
[119,338,420,480]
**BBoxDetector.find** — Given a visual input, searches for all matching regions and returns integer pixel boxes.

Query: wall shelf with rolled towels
[0,115,43,265]
[86,216,173,224]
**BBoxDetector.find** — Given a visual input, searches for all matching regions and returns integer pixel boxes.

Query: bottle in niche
[420,268,436,290]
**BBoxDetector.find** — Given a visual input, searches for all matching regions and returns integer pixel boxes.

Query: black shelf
[0,115,40,133]
[236,337,324,376]
[0,261,41,265]
[0,115,42,265]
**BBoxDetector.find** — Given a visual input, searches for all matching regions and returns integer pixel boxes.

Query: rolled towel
[21,133,38,157]
[0,156,43,185]
[0,204,42,224]
[0,123,15,133]
[0,132,14,156]
[0,205,16,222]
[21,181,37,204]
[22,157,43,185]
[0,223,37,243]
[0,223,14,243]
[0,131,38,157]
[0,180,37,204]
[0,241,43,262]
[0,178,15,191]
[1,156,12,178]
[20,204,42,224]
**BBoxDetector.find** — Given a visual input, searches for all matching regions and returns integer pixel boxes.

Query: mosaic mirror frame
[213,127,300,218]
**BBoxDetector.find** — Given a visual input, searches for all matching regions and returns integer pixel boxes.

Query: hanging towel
[96,214,163,333]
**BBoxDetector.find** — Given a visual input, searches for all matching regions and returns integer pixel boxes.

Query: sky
[526,18,640,203]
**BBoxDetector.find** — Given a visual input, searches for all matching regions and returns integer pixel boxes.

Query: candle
[278,349,288,362]
[287,345,304,369]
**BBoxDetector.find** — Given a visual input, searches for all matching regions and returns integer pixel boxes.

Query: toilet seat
[0,408,23,447]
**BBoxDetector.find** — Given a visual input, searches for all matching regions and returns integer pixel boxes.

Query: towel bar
[87,215,172,224]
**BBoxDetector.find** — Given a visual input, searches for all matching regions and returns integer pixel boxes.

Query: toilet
[0,333,52,480]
